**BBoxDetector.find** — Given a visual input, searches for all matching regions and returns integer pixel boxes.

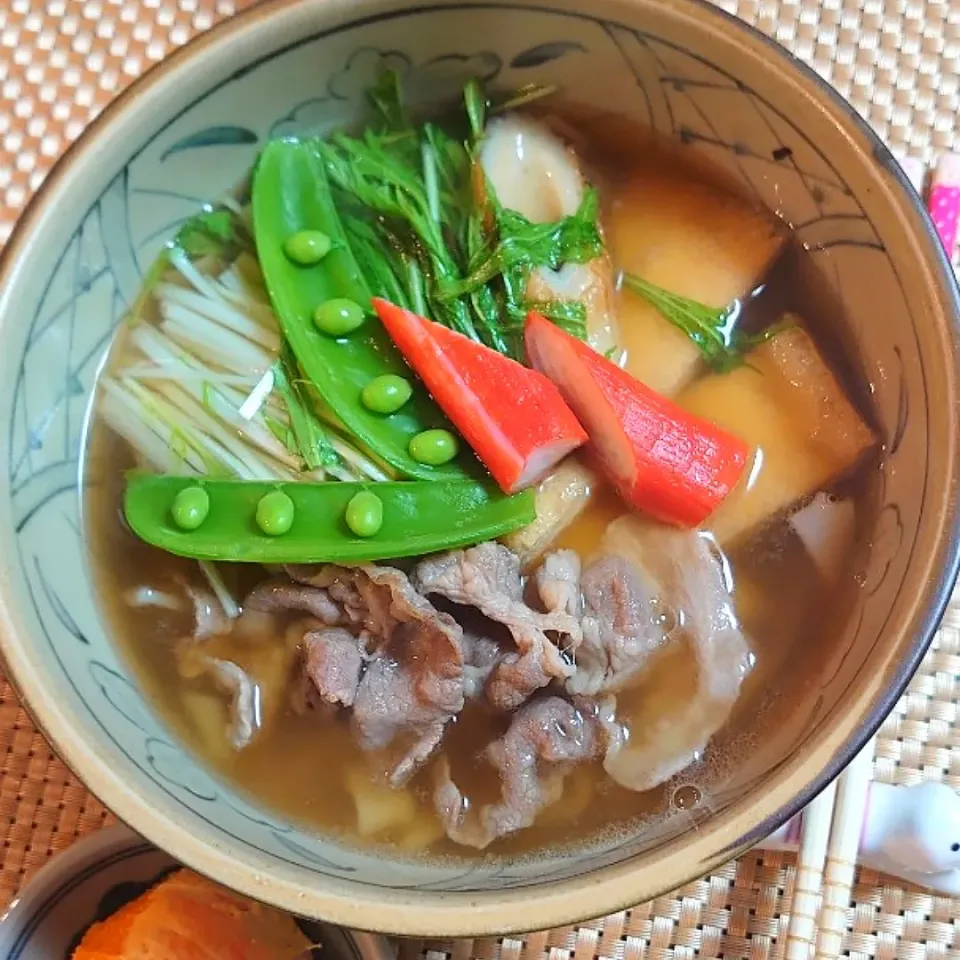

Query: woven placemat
[399,848,797,960]
[1,0,959,956]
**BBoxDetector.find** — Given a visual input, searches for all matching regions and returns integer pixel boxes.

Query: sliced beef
[461,631,505,700]
[176,622,304,750]
[287,564,394,641]
[484,647,562,712]
[352,655,449,787]
[304,628,364,707]
[414,543,580,709]
[566,555,666,696]
[434,696,602,849]
[413,542,525,605]
[245,579,342,625]
[176,653,259,749]
[184,584,230,641]
[535,549,582,618]
[288,564,465,786]
[596,517,752,792]
[205,658,259,749]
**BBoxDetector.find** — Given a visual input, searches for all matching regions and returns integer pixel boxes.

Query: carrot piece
[373,299,587,493]
[71,891,156,959]
[524,311,748,527]
[71,869,310,960]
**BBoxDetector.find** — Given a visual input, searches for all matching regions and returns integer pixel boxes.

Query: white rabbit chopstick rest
[761,780,960,894]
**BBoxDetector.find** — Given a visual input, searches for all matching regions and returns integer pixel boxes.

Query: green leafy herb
[463,78,487,141]
[367,69,409,132]
[338,211,411,311]
[405,255,429,317]
[264,413,296,453]
[441,187,603,304]
[522,298,588,338]
[316,131,481,342]
[316,69,603,362]
[489,83,560,115]
[128,206,245,324]
[622,272,786,371]
[272,346,339,470]
[175,208,238,258]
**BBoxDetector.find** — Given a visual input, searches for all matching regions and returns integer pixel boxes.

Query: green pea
[256,490,295,536]
[170,485,209,531]
[313,298,366,336]
[361,374,413,414]
[283,230,332,265]
[408,429,459,466]
[345,490,384,538]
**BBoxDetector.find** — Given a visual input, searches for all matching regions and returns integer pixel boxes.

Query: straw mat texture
[399,850,797,960]
[0,0,959,957]
[0,678,115,904]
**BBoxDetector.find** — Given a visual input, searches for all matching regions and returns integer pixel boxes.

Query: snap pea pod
[252,139,466,481]
[124,474,535,564]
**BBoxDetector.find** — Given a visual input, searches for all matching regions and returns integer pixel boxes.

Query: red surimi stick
[524,312,748,527]
[372,299,587,494]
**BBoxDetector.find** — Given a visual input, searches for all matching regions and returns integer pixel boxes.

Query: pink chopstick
[929,153,960,258]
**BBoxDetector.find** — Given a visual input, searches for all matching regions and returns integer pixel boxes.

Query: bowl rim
[1,0,959,937]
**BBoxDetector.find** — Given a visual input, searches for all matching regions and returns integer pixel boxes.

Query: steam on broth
[85,76,878,858]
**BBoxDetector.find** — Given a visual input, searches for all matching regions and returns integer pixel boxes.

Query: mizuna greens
[315,72,603,360]
[621,272,787,372]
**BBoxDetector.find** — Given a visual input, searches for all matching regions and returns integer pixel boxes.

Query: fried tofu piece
[678,326,875,545]
[500,457,598,566]
[608,171,787,396]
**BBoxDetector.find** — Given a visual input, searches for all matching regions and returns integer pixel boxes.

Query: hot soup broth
[85,95,878,858]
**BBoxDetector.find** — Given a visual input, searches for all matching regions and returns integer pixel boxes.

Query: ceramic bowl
[1,0,959,938]
[0,825,396,960]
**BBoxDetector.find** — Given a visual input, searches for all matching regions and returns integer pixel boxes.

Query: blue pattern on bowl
[2,0,947,900]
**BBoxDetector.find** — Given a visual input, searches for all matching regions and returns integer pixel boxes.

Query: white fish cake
[480,115,621,356]
[500,458,598,566]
